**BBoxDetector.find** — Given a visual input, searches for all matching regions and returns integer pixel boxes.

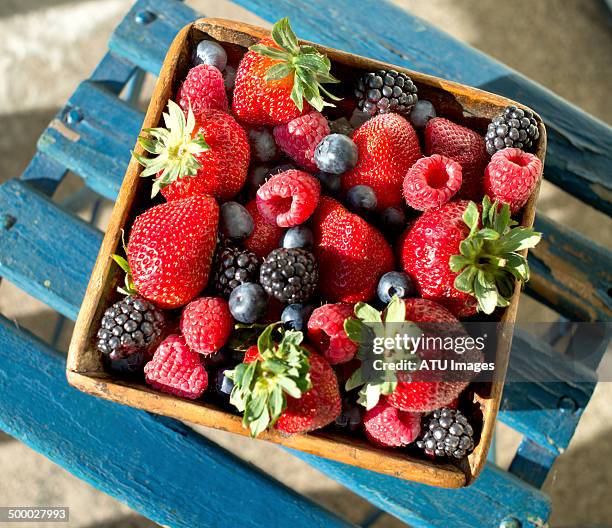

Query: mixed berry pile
[97,18,543,459]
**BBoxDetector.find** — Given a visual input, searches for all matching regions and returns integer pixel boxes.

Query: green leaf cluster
[224,323,312,437]
[250,17,341,112]
[449,197,542,314]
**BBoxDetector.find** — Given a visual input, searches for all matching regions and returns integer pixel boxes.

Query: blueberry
[220,202,254,240]
[314,134,358,174]
[281,303,314,331]
[204,349,229,368]
[377,271,415,303]
[223,64,236,92]
[380,207,407,233]
[281,226,313,249]
[409,100,436,129]
[248,127,278,162]
[214,368,235,396]
[246,165,270,197]
[316,171,341,195]
[267,163,295,178]
[334,400,363,432]
[347,185,377,212]
[229,283,267,323]
[193,40,227,71]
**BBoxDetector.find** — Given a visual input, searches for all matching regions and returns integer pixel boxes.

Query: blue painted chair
[0,1,610,526]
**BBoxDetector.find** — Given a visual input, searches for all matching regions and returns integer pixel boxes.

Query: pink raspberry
[307,303,357,365]
[256,170,321,227]
[273,111,330,171]
[178,64,228,116]
[363,399,421,448]
[180,297,233,355]
[144,335,208,399]
[243,199,283,258]
[484,148,543,214]
[402,154,462,210]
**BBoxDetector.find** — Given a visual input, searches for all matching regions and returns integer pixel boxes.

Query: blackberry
[355,69,418,117]
[260,248,318,304]
[96,296,165,373]
[485,105,539,155]
[212,245,260,298]
[416,408,475,459]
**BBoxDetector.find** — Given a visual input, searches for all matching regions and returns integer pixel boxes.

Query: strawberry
[144,335,208,399]
[424,117,488,201]
[127,195,219,309]
[307,303,358,365]
[226,324,341,437]
[402,154,462,211]
[232,18,339,126]
[242,199,284,258]
[363,399,421,447]
[256,170,320,228]
[341,113,421,210]
[133,101,249,201]
[484,148,543,214]
[400,197,541,317]
[177,64,228,116]
[311,196,394,302]
[273,111,330,171]
[180,297,233,355]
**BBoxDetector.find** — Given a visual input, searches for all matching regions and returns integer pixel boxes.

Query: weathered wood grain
[508,439,558,488]
[0,180,102,320]
[37,81,144,201]
[0,317,353,528]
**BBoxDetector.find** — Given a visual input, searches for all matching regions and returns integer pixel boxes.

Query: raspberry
[273,111,330,171]
[363,399,421,447]
[307,303,357,365]
[144,335,208,399]
[402,154,462,210]
[242,199,283,259]
[256,170,321,227]
[484,148,543,214]
[178,64,228,116]
[180,297,233,355]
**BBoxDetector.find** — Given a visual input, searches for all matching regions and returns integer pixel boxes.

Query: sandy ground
[0,1,611,527]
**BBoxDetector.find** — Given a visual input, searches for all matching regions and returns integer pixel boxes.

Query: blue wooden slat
[37,81,144,200]
[287,450,550,528]
[109,0,197,76]
[19,151,68,197]
[509,439,557,488]
[528,215,612,322]
[223,0,612,215]
[89,51,138,94]
[0,180,102,320]
[0,318,353,528]
[499,330,596,454]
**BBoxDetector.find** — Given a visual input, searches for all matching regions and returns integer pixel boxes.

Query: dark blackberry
[96,296,165,374]
[416,408,475,459]
[212,245,260,298]
[485,105,539,155]
[355,69,418,117]
[259,248,318,304]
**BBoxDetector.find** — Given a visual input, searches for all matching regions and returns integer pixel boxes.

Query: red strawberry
[226,325,341,437]
[424,117,488,201]
[243,199,284,258]
[127,195,219,309]
[484,148,542,214]
[307,303,357,365]
[180,297,233,355]
[341,113,421,210]
[401,198,541,317]
[363,399,421,447]
[232,18,339,126]
[273,111,329,171]
[312,196,394,302]
[134,101,249,202]
[256,170,320,227]
[275,350,341,435]
[402,154,462,210]
[144,335,208,399]
[177,64,228,116]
